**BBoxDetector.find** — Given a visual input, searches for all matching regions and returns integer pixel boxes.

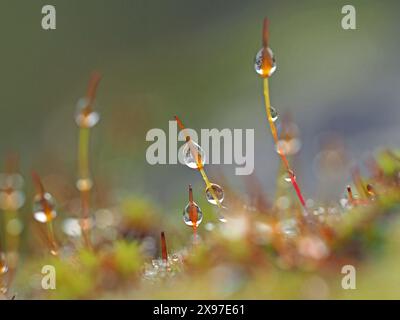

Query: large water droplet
[183,202,203,227]
[182,140,206,169]
[75,98,100,128]
[33,192,57,223]
[205,183,224,205]
[254,47,277,78]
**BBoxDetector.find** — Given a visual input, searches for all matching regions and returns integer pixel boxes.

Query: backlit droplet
[182,140,206,169]
[270,106,278,122]
[33,192,57,223]
[0,253,8,274]
[283,170,296,183]
[183,202,203,227]
[76,178,93,192]
[217,209,227,223]
[75,97,100,128]
[254,47,276,78]
[205,183,224,205]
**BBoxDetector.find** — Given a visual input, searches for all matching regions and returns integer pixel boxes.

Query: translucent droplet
[0,253,8,274]
[76,178,93,192]
[217,210,227,223]
[283,170,296,183]
[182,140,206,169]
[33,192,57,223]
[183,202,203,227]
[270,106,278,122]
[205,183,224,205]
[254,47,277,78]
[75,97,100,128]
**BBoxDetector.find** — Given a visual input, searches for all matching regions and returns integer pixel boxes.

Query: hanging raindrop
[182,139,206,169]
[205,183,225,205]
[75,98,100,128]
[33,192,57,223]
[270,106,278,122]
[183,202,203,227]
[283,170,296,183]
[254,47,277,78]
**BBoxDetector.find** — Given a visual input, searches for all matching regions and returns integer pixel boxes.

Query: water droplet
[182,140,206,169]
[270,106,278,122]
[33,192,57,223]
[183,202,203,227]
[217,207,228,223]
[75,97,100,128]
[254,47,277,78]
[283,170,296,183]
[76,178,93,192]
[0,253,8,274]
[205,183,224,205]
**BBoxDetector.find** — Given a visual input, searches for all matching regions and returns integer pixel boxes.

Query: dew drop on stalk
[270,106,278,122]
[283,170,296,183]
[183,202,203,227]
[254,47,277,78]
[33,192,57,223]
[75,97,100,128]
[205,183,224,205]
[182,140,206,169]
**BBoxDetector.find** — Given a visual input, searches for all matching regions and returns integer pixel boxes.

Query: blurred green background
[0,0,399,210]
